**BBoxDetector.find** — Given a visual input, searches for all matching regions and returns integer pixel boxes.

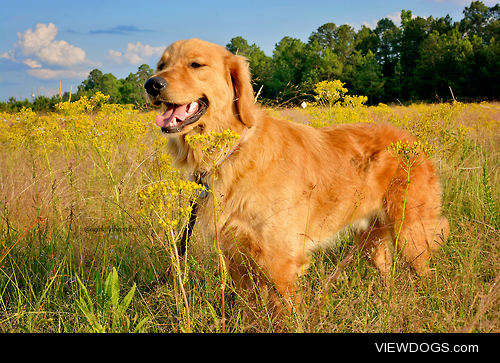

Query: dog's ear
[228,55,255,128]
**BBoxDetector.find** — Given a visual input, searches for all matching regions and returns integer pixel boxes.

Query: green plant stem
[211,179,226,333]
[170,229,191,332]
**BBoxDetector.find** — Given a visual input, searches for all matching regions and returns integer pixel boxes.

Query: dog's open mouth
[155,98,208,133]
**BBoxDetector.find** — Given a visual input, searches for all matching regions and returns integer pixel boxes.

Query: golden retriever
[145,38,449,317]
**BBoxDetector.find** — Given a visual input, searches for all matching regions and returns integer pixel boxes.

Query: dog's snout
[145,76,168,97]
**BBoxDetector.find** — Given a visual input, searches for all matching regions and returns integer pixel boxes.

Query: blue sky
[0,0,497,101]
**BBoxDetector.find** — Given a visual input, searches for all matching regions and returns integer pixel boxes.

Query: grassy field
[0,92,499,332]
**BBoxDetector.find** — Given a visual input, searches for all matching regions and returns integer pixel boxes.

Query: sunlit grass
[0,86,499,332]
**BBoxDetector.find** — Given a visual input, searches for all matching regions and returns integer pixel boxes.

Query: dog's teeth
[188,102,198,113]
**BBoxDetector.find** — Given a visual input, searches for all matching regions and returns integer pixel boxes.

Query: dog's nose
[145,76,167,97]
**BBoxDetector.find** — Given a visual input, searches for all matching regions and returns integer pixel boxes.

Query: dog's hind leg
[358,218,393,283]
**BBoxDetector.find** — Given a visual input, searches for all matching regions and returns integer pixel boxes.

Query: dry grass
[0,96,499,332]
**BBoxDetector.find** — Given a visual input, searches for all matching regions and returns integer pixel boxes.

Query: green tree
[307,23,359,92]
[308,23,357,64]
[301,40,342,86]
[355,25,380,57]
[308,23,338,52]
[480,37,500,98]
[335,24,357,61]
[77,69,120,103]
[413,31,444,100]
[352,50,385,104]
[460,1,500,43]
[78,69,104,94]
[413,28,484,100]
[461,1,490,38]
[269,36,307,101]
[226,36,252,55]
[119,64,154,107]
[119,73,139,105]
[454,33,482,98]
[429,14,455,36]
[136,64,154,85]
[374,18,401,101]
[374,17,401,65]
[399,10,431,100]
[98,73,121,104]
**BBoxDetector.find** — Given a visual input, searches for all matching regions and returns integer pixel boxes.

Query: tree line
[228,1,500,105]
[0,64,155,113]
[1,1,499,112]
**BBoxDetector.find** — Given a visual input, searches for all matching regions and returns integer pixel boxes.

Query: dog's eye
[190,62,204,69]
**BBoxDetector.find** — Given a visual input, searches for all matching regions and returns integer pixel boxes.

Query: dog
[145,38,450,318]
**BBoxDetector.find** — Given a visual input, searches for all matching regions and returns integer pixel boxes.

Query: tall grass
[0,90,499,332]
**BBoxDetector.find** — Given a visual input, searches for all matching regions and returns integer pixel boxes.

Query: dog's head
[145,38,255,134]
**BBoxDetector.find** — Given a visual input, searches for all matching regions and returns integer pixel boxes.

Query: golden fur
[146,38,450,316]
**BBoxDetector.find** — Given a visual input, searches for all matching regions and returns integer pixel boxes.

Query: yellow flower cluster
[56,92,111,116]
[1,107,62,155]
[313,80,368,110]
[387,139,436,172]
[386,101,474,158]
[59,95,150,155]
[137,178,205,228]
[439,123,473,157]
[185,129,241,168]
[1,92,152,157]
[304,80,371,127]
[314,80,349,107]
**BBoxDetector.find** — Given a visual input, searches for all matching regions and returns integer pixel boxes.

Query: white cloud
[37,39,86,66]
[0,50,13,60]
[2,23,96,80]
[105,49,123,64]
[124,51,143,65]
[23,59,42,68]
[15,23,87,66]
[16,23,58,56]
[26,69,90,80]
[108,42,165,65]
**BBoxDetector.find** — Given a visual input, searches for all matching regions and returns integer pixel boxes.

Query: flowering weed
[185,129,241,171]
[0,93,499,332]
[303,80,371,127]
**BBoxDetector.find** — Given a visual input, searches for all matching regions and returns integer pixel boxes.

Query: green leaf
[75,274,93,308]
[75,274,106,333]
[133,317,150,333]
[104,267,120,308]
[94,270,103,304]
[119,283,137,312]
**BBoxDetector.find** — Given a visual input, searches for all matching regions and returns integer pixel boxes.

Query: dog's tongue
[155,102,199,128]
